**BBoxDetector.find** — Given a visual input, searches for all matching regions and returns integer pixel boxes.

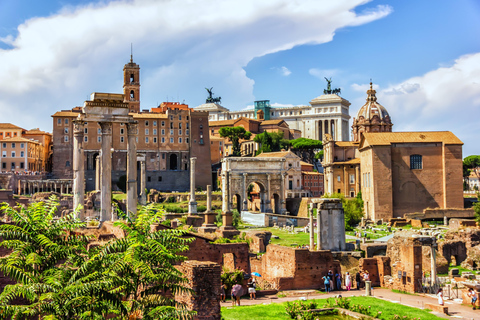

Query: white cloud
[377,53,480,156]
[280,66,291,77]
[0,0,392,132]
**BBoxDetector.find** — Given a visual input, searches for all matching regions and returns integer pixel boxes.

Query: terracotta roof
[209,120,236,126]
[335,141,358,147]
[256,150,297,158]
[52,111,79,117]
[0,123,24,130]
[131,113,168,119]
[2,137,40,144]
[360,131,463,149]
[25,129,51,135]
[333,158,360,165]
[261,119,284,125]
[300,161,314,167]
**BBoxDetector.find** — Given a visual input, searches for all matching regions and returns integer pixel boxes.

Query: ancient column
[431,241,437,286]
[309,205,314,250]
[73,120,85,220]
[267,174,271,212]
[206,184,212,212]
[280,172,287,214]
[95,154,101,191]
[242,173,248,212]
[316,204,322,250]
[188,157,197,215]
[200,185,217,233]
[99,122,112,221]
[126,122,138,217]
[139,157,146,206]
[221,172,228,212]
[60,183,64,195]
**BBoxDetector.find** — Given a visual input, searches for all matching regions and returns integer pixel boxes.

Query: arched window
[130,74,134,83]
[410,154,422,170]
[130,90,134,99]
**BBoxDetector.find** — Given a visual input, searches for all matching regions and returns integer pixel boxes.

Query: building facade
[51,58,211,192]
[301,161,324,197]
[1,137,43,173]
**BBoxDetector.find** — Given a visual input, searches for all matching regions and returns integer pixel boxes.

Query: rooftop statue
[323,78,341,95]
[205,87,222,104]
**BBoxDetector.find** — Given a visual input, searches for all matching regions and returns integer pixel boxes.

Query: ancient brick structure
[176,261,221,320]
[254,244,341,290]
[358,257,390,287]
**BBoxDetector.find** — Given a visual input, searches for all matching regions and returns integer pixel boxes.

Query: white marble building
[195,93,351,141]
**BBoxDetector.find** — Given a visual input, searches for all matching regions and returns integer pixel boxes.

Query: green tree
[323,192,364,231]
[219,126,252,156]
[254,130,289,155]
[289,137,323,170]
[474,193,480,223]
[464,155,480,190]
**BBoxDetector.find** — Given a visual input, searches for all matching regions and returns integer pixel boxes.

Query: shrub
[197,205,207,212]
[220,268,244,295]
[161,219,171,227]
[166,196,176,203]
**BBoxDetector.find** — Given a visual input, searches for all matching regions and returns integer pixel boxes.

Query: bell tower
[123,52,140,113]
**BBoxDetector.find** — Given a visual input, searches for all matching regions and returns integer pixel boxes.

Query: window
[179,137,182,143]
[179,115,182,120]
[147,176,151,182]
[158,176,162,181]
[337,175,341,182]
[161,129,165,135]
[170,115,173,120]
[98,128,101,134]
[161,121,165,126]
[12,143,15,148]
[170,122,173,129]
[153,121,157,127]
[66,161,70,167]
[145,129,149,135]
[161,137,165,143]
[145,121,149,126]
[130,90,135,99]
[1,163,5,169]
[186,129,189,135]
[186,123,189,129]
[199,138,204,145]
[98,137,101,143]
[120,128,124,135]
[84,128,88,134]
[57,119,62,125]
[410,154,422,170]
[153,137,157,143]
[179,129,182,135]
[162,153,165,159]
[11,162,15,170]
[11,151,15,158]
[65,119,69,125]
[200,125,203,129]
[84,136,88,142]
[170,138,174,143]
[120,137,124,143]
[2,151,6,158]
[130,74,134,83]
[170,130,174,135]
[64,128,69,134]
[179,123,182,129]
[186,138,189,143]
[1,143,5,148]
[186,116,189,120]
[153,129,157,135]
[145,137,149,143]
[350,174,355,184]
[20,162,24,169]
[64,136,69,142]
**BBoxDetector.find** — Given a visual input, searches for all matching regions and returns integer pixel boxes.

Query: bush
[232,209,241,228]
[285,301,319,319]
[161,219,171,227]
[220,268,244,295]
[165,196,176,203]
[164,205,187,213]
[197,205,207,212]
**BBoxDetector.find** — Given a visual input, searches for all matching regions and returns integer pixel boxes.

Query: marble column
[242,173,248,211]
[309,205,314,250]
[188,157,197,215]
[73,120,85,220]
[221,172,228,212]
[267,174,271,213]
[99,122,112,221]
[126,122,138,217]
[95,154,101,191]
[139,157,146,206]
[431,241,437,286]
[316,206,322,250]
[280,172,287,214]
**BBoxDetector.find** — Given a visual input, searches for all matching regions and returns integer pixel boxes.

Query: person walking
[247,278,256,300]
[345,272,351,291]
[437,288,444,306]
[327,270,334,291]
[336,272,342,291]
[468,288,477,310]
[220,283,226,302]
[323,275,330,293]
[355,271,361,290]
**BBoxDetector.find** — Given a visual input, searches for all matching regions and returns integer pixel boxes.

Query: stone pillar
[126,122,138,217]
[176,261,221,320]
[73,120,85,220]
[365,280,372,296]
[206,184,212,212]
[221,172,228,212]
[444,216,448,226]
[188,157,197,215]
[60,183,64,195]
[355,166,360,195]
[95,154,101,191]
[280,172,287,214]
[99,122,112,222]
[309,205,314,250]
[431,241,437,286]
[267,174,271,212]
[242,173,248,211]
[200,185,217,233]
[139,156,146,206]
[316,205,322,250]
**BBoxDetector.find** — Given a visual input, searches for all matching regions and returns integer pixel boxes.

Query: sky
[0,0,479,156]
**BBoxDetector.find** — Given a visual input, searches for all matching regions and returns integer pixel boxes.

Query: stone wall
[176,261,221,320]
[258,244,340,291]
[449,219,478,230]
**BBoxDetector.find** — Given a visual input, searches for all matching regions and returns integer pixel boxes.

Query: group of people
[323,270,370,292]
[221,277,257,307]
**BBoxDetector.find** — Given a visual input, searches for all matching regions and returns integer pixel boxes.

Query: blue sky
[0,0,479,156]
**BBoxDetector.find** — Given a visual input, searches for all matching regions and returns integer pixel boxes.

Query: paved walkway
[221,288,480,319]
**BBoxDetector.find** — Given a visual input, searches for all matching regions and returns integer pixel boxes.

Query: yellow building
[1,137,43,172]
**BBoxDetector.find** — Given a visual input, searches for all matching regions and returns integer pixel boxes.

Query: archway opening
[233,194,242,213]
[247,181,267,213]
[272,193,280,214]
[169,154,178,170]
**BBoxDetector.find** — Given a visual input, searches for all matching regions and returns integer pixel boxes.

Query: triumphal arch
[221,157,287,214]
[73,93,138,221]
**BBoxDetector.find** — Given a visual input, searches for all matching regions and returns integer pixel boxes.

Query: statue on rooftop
[323,78,341,95]
[205,87,222,104]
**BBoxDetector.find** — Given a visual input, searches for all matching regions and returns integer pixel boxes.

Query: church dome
[352,82,393,142]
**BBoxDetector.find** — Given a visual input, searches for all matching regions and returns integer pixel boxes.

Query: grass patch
[437,264,477,276]
[251,227,311,247]
[221,296,445,320]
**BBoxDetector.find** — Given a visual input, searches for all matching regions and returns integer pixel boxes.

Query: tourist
[247,278,256,300]
[323,275,330,293]
[231,284,242,306]
[363,270,370,283]
[327,270,334,291]
[220,283,226,303]
[437,288,444,306]
[355,271,361,290]
[345,272,351,291]
[468,288,477,310]
[336,272,342,291]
